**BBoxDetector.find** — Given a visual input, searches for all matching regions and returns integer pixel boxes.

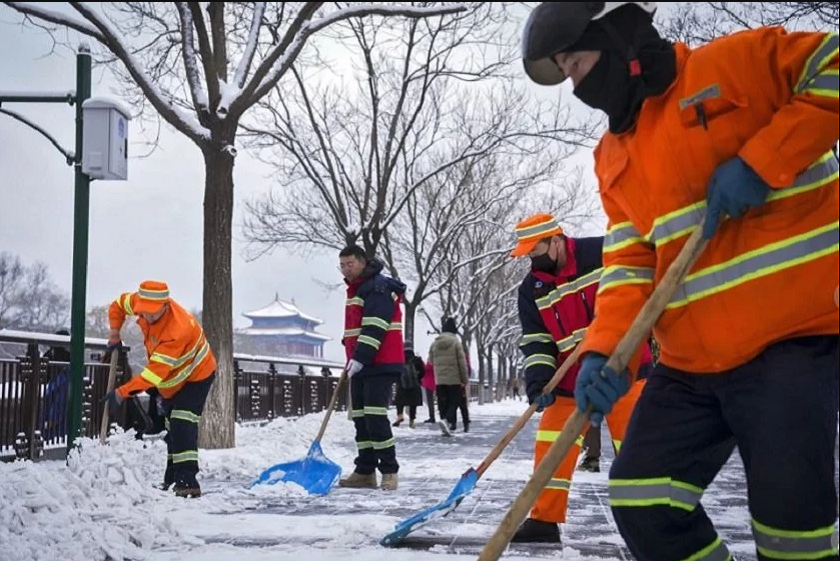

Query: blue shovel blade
[251,441,342,497]
[379,468,479,547]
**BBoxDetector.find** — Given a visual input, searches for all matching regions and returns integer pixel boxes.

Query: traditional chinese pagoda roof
[242,293,323,325]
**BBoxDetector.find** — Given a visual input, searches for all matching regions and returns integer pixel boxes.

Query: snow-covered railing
[0,329,132,462]
[231,353,347,422]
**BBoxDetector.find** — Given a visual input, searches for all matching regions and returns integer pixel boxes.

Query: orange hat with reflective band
[134,280,170,314]
[510,213,563,257]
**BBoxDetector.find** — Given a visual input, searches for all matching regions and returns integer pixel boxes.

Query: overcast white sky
[0,4,606,363]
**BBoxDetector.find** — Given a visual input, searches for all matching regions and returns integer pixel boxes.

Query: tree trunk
[477,345,486,406]
[198,142,236,449]
[403,300,416,349]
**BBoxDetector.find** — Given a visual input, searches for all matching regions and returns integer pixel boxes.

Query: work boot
[338,472,378,489]
[463,422,470,433]
[392,416,404,427]
[173,485,202,498]
[380,473,398,491]
[409,419,416,429]
[578,457,600,473]
[438,420,452,437]
[173,479,202,498]
[423,419,435,424]
[511,518,561,543]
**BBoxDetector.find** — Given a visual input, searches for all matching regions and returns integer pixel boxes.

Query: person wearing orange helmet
[521,3,839,560]
[103,280,216,498]
[511,213,653,543]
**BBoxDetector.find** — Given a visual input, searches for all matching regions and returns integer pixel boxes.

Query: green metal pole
[67,43,92,455]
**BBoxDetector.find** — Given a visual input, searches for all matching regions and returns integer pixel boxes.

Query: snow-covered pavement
[2,399,833,561]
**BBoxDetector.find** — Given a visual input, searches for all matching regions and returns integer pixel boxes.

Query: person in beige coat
[428,317,469,436]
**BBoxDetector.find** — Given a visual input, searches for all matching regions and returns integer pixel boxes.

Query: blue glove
[702,156,771,239]
[574,353,630,425]
[531,392,556,413]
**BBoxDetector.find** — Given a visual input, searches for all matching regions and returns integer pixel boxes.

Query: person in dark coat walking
[393,347,425,428]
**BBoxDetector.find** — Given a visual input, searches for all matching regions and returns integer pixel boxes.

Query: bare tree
[0,252,70,332]
[378,84,594,345]
[2,1,466,448]
[240,3,583,260]
[659,2,838,45]
[0,252,25,329]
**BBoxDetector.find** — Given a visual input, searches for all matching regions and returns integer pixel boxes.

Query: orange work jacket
[581,27,839,373]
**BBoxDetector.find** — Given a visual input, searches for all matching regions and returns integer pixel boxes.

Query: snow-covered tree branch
[1,1,466,449]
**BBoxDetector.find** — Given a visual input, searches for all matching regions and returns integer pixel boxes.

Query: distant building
[235,294,330,358]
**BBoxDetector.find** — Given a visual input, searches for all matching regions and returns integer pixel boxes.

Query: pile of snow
[0,432,197,561]
[0,399,588,561]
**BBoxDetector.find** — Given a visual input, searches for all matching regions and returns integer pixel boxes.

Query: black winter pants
[351,373,398,475]
[610,336,839,561]
[436,384,464,428]
[162,373,215,488]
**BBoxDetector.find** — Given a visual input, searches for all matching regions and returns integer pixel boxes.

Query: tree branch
[3,2,105,41]
[62,2,210,143]
[233,1,266,88]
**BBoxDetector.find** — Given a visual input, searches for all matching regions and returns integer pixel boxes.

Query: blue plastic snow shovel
[251,369,347,496]
[379,346,582,547]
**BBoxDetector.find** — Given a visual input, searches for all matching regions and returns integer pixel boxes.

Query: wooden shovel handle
[474,345,582,479]
[99,348,120,445]
[314,368,348,443]
[477,225,708,561]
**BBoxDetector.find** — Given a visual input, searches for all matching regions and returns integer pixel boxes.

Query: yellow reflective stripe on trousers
[604,221,648,253]
[667,221,838,309]
[363,406,388,416]
[796,33,839,94]
[536,432,585,446]
[545,478,571,491]
[171,450,199,464]
[609,477,704,511]
[752,518,840,560]
[356,441,373,450]
[680,537,732,561]
[351,409,365,419]
[373,438,395,450]
[648,153,838,248]
[170,409,201,423]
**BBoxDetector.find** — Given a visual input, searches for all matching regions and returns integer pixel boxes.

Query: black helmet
[521,2,657,86]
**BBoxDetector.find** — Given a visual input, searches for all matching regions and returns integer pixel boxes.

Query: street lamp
[0,43,129,456]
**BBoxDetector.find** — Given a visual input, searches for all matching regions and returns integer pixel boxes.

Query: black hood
[570,4,677,133]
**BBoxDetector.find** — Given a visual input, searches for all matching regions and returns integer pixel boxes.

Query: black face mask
[530,251,558,274]
[572,49,638,133]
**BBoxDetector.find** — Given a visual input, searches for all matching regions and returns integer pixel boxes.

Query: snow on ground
[0,400,538,561]
[0,397,799,561]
